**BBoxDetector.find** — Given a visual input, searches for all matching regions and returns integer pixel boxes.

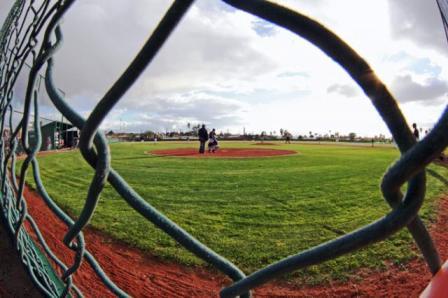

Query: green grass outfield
[23,141,448,284]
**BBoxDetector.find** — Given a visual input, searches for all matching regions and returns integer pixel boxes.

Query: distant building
[38,121,77,151]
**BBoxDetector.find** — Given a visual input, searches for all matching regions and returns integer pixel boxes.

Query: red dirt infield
[17,183,448,297]
[149,147,296,158]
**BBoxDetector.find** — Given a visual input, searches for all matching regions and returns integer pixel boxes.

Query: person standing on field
[284,131,291,144]
[412,123,420,141]
[198,124,208,154]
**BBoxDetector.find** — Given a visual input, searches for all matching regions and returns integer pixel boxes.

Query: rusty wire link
[1,0,448,297]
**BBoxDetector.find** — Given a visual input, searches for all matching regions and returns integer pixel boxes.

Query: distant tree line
[106,127,391,143]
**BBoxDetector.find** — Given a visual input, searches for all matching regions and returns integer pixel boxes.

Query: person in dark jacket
[412,123,420,141]
[198,124,208,154]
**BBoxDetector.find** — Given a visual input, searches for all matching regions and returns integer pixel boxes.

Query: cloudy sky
[1,0,447,137]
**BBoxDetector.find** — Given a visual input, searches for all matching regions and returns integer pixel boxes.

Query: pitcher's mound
[149,148,296,158]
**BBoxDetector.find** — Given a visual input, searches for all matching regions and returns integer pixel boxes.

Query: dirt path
[149,147,296,158]
[17,183,448,297]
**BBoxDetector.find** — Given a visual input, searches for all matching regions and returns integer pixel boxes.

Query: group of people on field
[412,123,445,162]
[198,124,219,154]
[412,123,447,162]
[412,123,431,142]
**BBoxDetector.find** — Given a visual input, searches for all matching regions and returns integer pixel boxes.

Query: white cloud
[1,0,447,136]
[390,74,447,104]
[327,84,359,98]
[102,91,247,132]
[0,2,12,27]
[389,0,447,53]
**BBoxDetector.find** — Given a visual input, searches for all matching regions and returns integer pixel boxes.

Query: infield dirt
[149,147,296,158]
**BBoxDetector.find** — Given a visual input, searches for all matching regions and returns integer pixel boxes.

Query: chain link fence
[1,1,448,297]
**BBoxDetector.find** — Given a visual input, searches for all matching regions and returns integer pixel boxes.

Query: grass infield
[22,141,448,285]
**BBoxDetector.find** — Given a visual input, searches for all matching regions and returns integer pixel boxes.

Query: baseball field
[23,141,448,285]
